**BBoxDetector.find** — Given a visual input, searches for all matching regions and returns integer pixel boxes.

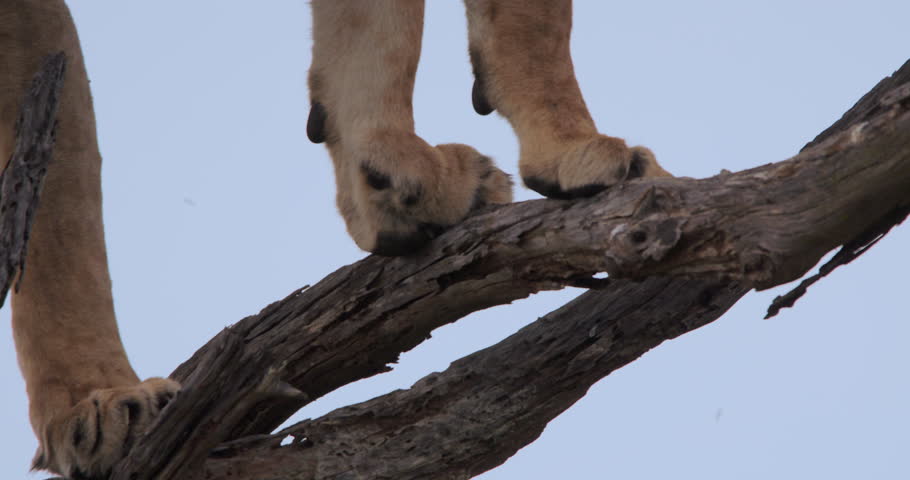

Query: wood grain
[112,59,910,480]
[0,53,65,308]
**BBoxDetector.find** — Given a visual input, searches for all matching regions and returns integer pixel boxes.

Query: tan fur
[308,0,513,255]
[464,0,670,198]
[2,2,179,478]
[10,0,667,476]
[307,0,669,254]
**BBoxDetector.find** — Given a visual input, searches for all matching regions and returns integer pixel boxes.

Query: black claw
[472,78,494,116]
[523,176,607,200]
[307,101,327,144]
[361,164,391,191]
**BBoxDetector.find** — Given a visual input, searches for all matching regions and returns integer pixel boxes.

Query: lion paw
[33,377,180,479]
[339,131,512,256]
[522,134,672,200]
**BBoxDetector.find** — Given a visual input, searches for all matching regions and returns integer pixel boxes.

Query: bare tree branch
[765,201,909,318]
[0,53,65,307]
[203,277,749,480]
[112,59,910,480]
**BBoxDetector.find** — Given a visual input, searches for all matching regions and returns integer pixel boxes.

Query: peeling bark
[203,277,748,480]
[112,59,910,480]
[0,53,65,308]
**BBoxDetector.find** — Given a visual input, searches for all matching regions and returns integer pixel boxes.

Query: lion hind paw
[523,135,672,200]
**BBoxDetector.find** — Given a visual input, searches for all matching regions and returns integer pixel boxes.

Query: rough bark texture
[202,277,748,480]
[111,59,910,480]
[0,53,65,308]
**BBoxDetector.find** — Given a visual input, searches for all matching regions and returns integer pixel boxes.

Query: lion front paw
[338,132,512,256]
[522,134,672,200]
[33,377,180,479]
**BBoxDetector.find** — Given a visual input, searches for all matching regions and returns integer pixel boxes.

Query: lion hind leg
[464,0,671,199]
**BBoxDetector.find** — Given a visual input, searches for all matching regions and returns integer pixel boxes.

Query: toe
[472,156,513,208]
[630,146,672,178]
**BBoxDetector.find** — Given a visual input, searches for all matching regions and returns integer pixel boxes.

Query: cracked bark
[111,58,910,480]
[0,53,65,308]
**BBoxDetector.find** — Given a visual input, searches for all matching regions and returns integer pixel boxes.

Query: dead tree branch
[112,59,910,480]
[0,53,65,307]
[202,277,749,479]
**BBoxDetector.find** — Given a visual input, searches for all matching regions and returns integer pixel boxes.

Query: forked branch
[112,59,910,480]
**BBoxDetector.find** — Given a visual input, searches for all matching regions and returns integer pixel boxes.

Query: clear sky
[2,1,909,478]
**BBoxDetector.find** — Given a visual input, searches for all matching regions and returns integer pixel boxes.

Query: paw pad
[524,176,607,200]
[373,223,443,257]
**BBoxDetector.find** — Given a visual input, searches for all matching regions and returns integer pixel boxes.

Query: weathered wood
[0,53,65,307]
[766,57,910,317]
[804,58,910,151]
[765,201,909,319]
[203,277,748,479]
[113,59,910,479]
[110,327,313,479]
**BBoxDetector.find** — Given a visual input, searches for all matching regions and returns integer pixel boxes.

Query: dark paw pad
[373,223,445,257]
[524,176,607,200]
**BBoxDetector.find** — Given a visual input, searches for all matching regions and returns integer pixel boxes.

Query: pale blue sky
[2,1,908,478]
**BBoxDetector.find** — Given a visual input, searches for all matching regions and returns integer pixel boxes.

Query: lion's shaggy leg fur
[2,1,179,478]
[464,0,671,199]
[308,0,513,255]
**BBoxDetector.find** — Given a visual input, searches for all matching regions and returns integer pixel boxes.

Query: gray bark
[112,59,910,480]
[0,53,65,308]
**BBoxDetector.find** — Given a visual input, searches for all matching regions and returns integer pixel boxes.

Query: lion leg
[1,2,179,478]
[308,0,512,256]
[464,0,671,199]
